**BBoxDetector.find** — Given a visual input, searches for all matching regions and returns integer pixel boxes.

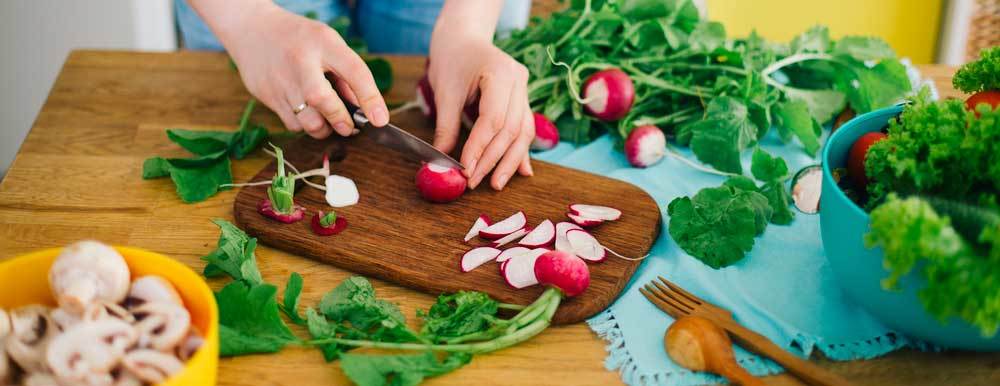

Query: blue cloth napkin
[532,134,922,385]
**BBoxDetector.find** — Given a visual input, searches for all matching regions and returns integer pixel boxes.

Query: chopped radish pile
[497,247,531,263]
[531,113,560,151]
[325,175,360,207]
[492,227,530,248]
[534,251,590,297]
[461,247,502,272]
[479,211,527,239]
[464,214,493,242]
[519,219,555,247]
[415,162,467,203]
[565,229,606,262]
[624,125,666,168]
[582,68,635,121]
[568,204,622,221]
[554,222,583,253]
[566,212,603,227]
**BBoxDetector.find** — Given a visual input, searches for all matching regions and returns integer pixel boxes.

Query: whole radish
[966,90,1000,116]
[582,68,635,121]
[847,132,887,188]
[624,125,666,168]
[531,113,560,150]
[534,250,590,297]
[415,162,467,203]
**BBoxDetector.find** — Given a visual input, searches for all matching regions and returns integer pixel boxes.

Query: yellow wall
[704,0,944,63]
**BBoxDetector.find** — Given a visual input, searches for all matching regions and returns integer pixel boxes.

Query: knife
[346,103,464,170]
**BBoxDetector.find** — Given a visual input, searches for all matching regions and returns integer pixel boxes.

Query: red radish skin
[502,249,546,289]
[310,213,348,236]
[567,212,604,227]
[847,132,887,188]
[565,229,606,262]
[464,214,493,242]
[624,125,666,168]
[568,204,622,221]
[966,90,1000,116]
[479,211,527,239]
[257,199,304,223]
[531,113,560,150]
[491,227,530,248]
[518,220,556,247]
[534,251,591,297]
[461,247,502,272]
[582,68,635,121]
[554,222,583,252]
[415,162,467,203]
[497,247,531,263]
[415,75,436,119]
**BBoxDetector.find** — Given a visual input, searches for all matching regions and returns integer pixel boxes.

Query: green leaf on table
[216,281,298,356]
[750,147,789,182]
[760,181,794,225]
[142,151,233,203]
[319,276,422,342]
[230,123,268,160]
[365,57,393,93]
[419,291,503,342]
[166,129,235,156]
[689,96,757,174]
[281,272,306,325]
[201,219,263,285]
[142,157,172,179]
[790,25,831,53]
[833,36,895,62]
[781,86,846,124]
[837,59,911,113]
[722,175,759,192]
[688,21,726,53]
[773,99,821,155]
[340,352,472,386]
[305,307,348,361]
[667,183,770,268]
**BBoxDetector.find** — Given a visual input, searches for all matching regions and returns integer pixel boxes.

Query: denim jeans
[175,0,530,54]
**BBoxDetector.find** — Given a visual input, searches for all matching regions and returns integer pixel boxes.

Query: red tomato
[847,132,887,189]
[965,90,1000,116]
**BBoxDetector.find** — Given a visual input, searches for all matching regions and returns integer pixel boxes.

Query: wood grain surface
[232,114,658,325]
[0,50,997,385]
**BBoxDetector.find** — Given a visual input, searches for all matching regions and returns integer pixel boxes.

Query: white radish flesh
[496,247,531,263]
[518,220,556,247]
[568,204,622,221]
[565,229,606,262]
[461,247,502,272]
[502,249,547,289]
[567,212,604,227]
[624,125,666,168]
[479,211,527,239]
[324,175,360,207]
[464,215,492,242]
[554,222,583,252]
[491,228,530,248]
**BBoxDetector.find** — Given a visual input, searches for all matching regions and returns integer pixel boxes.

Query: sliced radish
[567,212,604,227]
[325,174,360,207]
[464,214,493,242]
[502,249,545,289]
[568,204,622,221]
[554,222,583,252]
[565,229,606,262]
[497,246,531,263]
[479,211,527,239]
[492,227,530,248]
[461,246,502,272]
[518,219,556,247]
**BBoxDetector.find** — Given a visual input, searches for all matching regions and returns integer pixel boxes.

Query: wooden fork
[641,276,853,386]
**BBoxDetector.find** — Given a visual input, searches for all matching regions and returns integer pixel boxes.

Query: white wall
[0,0,176,177]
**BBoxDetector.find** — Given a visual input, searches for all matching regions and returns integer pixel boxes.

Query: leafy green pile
[204,219,561,385]
[952,46,1000,93]
[142,99,268,203]
[499,0,911,268]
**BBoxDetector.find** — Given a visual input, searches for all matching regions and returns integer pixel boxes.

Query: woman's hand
[191,0,389,138]
[429,1,535,191]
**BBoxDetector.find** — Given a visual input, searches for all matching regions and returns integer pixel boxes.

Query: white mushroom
[51,302,135,333]
[49,241,131,315]
[48,308,79,332]
[121,350,183,384]
[5,305,56,373]
[176,328,204,362]
[126,276,182,309]
[110,368,143,386]
[46,319,136,383]
[132,302,190,351]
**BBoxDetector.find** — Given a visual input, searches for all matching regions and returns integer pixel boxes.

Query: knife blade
[347,104,464,170]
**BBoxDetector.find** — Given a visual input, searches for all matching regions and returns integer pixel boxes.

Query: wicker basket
[966,0,1000,61]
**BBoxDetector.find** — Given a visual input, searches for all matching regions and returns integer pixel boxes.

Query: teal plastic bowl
[820,105,1000,351]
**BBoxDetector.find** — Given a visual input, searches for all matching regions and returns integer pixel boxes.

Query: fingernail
[351,128,361,136]
[371,107,389,126]
[495,173,510,190]
[526,162,535,176]
[333,122,351,136]
[465,159,477,177]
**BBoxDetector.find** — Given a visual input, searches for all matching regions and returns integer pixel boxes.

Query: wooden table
[0,50,996,386]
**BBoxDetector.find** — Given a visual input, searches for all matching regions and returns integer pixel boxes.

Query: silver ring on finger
[292,102,308,115]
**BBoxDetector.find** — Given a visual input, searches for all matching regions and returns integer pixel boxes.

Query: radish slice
[325,175,360,207]
[568,204,622,221]
[565,229,606,262]
[479,211,527,239]
[492,228,530,248]
[567,212,604,227]
[497,246,531,263]
[464,214,493,242]
[461,247,502,272]
[554,222,583,252]
[518,219,556,247]
[502,249,546,289]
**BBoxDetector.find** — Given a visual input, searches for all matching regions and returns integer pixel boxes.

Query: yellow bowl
[0,246,219,385]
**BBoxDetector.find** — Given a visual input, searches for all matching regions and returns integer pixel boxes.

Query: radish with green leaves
[311,210,347,236]
[534,251,590,297]
[258,144,304,223]
[531,113,560,150]
[582,68,635,121]
[415,162,467,203]
[624,125,666,168]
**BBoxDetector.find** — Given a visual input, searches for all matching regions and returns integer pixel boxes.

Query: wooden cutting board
[233,112,660,324]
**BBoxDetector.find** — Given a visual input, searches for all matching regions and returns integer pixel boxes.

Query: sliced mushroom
[84,302,135,325]
[121,349,183,384]
[132,302,190,351]
[126,276,182,309]
[110,367,143,386]
[46,319,137,383]
[49,240,131,315]
[48,308,79,332]
[176,328,204,362]
[6,305,56,373]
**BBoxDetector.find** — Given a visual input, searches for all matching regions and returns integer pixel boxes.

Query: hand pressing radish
[311,211,347,236]
[258,144,304,223]
[625,125,666,168]
[531,113,560,150]
[583,68,635,121]
[415,162,467,203]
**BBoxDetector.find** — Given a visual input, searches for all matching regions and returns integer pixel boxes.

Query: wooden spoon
[665,316,765,386]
